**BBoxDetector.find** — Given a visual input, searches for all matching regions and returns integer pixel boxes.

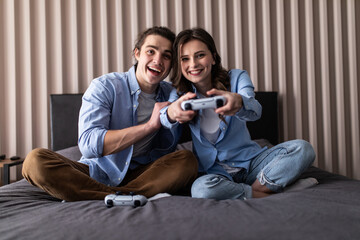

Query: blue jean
[191,139,316,200]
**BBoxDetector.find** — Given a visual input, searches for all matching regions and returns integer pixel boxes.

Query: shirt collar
[128,65,162,99]
[128,66,141,96]
[190,84,202,97]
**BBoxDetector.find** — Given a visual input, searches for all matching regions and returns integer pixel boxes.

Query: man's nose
[153,53,163,65]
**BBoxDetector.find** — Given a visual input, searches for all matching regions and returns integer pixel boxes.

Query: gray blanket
[1,167,359,240]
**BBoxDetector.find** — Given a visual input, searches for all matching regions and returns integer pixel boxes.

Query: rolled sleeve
[160,88,180,129]
[236,93,262,121]
[78,79,113,158]
[160,106,179,129]
[229,69,262,121]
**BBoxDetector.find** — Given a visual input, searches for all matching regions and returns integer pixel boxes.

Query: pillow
[56,146,82,161]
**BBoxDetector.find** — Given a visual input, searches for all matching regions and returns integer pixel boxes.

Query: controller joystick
[184,103,192,111]
[216,99,224,108]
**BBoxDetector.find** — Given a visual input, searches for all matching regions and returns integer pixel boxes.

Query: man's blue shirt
[79,66,180,186]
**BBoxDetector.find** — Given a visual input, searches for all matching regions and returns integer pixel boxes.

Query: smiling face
[180,39,215,93]
[134,34,173,93]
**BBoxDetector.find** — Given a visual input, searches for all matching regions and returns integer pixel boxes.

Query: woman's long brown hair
[171,28,230,96]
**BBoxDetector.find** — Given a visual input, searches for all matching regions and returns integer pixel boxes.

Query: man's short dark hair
[133,26,175,52]
[133,26,175,65]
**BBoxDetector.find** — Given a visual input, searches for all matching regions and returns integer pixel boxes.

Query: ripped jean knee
[257,171,283,192]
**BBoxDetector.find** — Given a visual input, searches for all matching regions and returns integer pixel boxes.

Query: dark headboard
[246,91,279,145]
[50,94,83,151]
[50,92,278,151]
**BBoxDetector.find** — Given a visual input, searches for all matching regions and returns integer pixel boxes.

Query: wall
[0,0,359,180]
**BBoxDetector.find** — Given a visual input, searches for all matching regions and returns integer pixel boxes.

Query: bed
[1,92,359,240]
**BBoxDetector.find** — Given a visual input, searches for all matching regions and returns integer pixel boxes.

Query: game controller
[105,192,148,208]
[181,96,226,111]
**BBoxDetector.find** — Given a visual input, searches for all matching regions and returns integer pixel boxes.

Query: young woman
[161,28,316,200]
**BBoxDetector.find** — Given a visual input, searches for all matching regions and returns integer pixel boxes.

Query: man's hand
[167,92,197,124]
[145,101,171,130]
[103,101,170,156]
[207,88,243,116]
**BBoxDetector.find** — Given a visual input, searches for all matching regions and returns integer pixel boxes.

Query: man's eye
[147,50,154,55]
[163,54,172,60]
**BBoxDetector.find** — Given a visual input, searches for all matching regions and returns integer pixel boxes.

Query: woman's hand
[207,88,243,116]
[167,92,198,124]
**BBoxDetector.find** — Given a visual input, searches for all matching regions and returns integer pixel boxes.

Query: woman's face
[180,39,215,87]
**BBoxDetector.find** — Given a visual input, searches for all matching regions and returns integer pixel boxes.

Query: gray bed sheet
[1,166,360,240]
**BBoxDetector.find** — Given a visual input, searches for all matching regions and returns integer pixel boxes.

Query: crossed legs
[22,148,198,201]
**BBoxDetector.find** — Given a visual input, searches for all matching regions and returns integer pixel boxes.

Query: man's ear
[134,48,140,61]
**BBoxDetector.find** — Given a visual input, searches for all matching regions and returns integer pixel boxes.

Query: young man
[22,26,198,201]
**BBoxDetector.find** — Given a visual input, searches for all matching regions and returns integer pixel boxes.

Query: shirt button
[232,163,235,166]
[118,178,121,181]
[133,105,137,108]
[222,127,226,130]
[125,162,128,165]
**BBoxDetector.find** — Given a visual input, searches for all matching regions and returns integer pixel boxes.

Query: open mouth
[148,66,162,75]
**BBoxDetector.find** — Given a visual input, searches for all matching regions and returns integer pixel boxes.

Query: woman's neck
[194,79,212,96]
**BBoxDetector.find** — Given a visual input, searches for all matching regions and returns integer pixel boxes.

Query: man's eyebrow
[145,45,172,53]
[145,45,172,55]
[145,44,159,50]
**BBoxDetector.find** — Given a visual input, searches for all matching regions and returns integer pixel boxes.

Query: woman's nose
[190,57,197,67]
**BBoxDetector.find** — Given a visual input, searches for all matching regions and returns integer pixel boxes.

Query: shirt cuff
[160,106,179,129]
[235,95,261,120]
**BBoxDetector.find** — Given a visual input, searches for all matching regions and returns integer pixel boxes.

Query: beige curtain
[1,0,359,180]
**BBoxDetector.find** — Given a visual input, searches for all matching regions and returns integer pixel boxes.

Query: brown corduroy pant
[22,148,198,201]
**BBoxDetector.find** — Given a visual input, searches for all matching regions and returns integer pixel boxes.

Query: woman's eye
[181,57,189,62]
[196,54,205,58]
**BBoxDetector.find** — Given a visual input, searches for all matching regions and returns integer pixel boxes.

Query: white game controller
[181,96,227,111]
[105,192,148,208]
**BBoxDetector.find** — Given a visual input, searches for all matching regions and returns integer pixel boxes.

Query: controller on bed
[105,191,148,208]
[181,96,226,111]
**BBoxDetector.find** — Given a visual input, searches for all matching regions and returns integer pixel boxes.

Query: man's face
[134,35,173,93]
